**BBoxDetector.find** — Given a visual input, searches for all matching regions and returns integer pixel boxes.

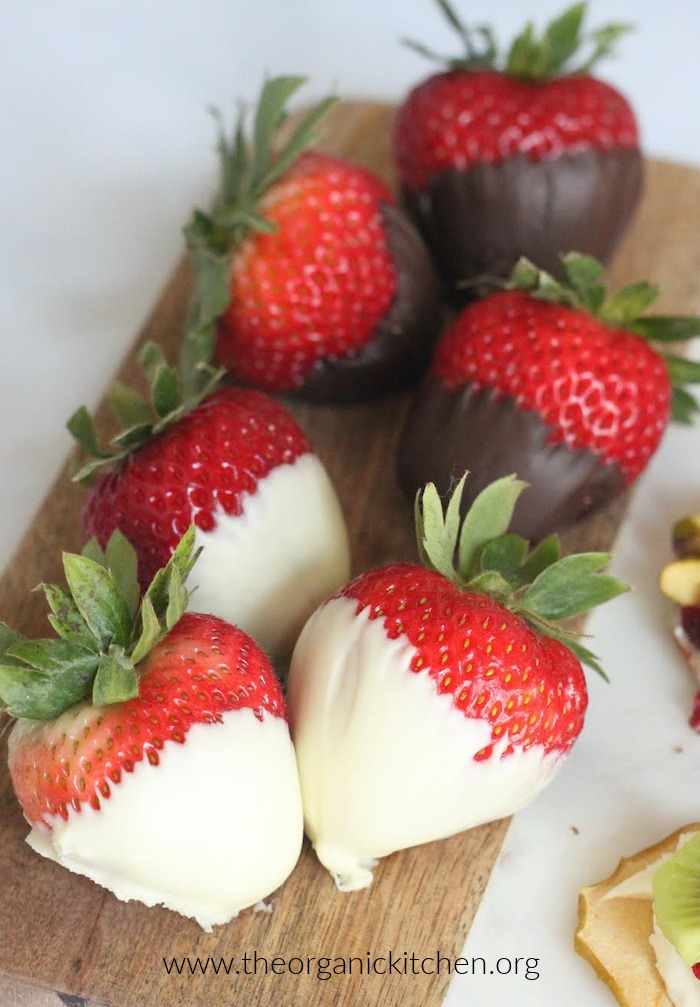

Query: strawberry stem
[403,1,632,79]
[179,77,336,397]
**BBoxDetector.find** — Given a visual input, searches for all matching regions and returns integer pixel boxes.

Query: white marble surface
[2,3,700,1005]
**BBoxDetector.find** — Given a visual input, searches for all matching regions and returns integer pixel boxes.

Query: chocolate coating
[398,377,625,541]
[402,148,644,293]
[298,203,442,404]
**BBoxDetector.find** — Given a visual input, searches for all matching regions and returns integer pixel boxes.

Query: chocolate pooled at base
[398,377,625,542]
[402,148,643,295]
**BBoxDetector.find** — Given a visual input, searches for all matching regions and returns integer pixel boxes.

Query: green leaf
[42,584,98,650]
[672,387,700,424]
[0,621,25,659]
[519,535,561,584]
[130,595,161,665]
[166,565,186,630]
[62,553,132,650]
[466,570,515,606]
[67,407,107,459]
[108,422,154,452]
[152,364,181,419]
[143,525,198,623]
[139,341,168,385]
[251,76,306,189]
[479,533,529,583]
[522,553,628,622]
[92,648,138,707]
[632,315,700,343]
[506,22,537,77]
[81,538,107,567]
[457,475,528,580]
[562,252,605,288]
[542,3,585,73]
[0,661,96,720]
[664,354,700,387]
[256,95,337,194]
[417,480,464,581]
[108,382,153,429]
[8,638,98,680]
[600,280,659,326]
[105,530,140,619]
[575,23,634,74]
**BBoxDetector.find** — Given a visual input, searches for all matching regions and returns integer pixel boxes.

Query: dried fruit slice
[653,833,700,967]
[575,824,700,1007]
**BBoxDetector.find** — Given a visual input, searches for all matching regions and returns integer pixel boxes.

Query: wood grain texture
[2,102,700,1007]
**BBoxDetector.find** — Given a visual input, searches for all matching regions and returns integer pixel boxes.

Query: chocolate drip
[398,378,625,541]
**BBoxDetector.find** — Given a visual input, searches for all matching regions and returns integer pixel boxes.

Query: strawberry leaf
[632,316,700,343]
[104,531,141,619]
[518,534,561,583]
[41,584,97,650]
[0,662,97,721]
[457,474,527,579]
[417,479,465,582]
[92,647,139,707]
[131,596,161,666]
[664,354,700,387]
[599,281,659,327]
[521,552,628,621]
[8,639,98,680]
[62,554,132,651]
[672,387,700,425]
[66,407,109,460]
[108,382,152,430]
[541,3,585,74]
[466,570,515,606]
[478,533,529,584]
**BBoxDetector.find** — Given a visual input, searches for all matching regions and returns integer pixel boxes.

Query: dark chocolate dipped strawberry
[393,2,642,294]
[398,254,700,540]
[182,77,441,403]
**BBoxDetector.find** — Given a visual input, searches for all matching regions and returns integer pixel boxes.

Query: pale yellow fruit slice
[575,824,700,1007]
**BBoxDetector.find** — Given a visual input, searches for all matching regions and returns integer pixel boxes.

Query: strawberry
[1,529,303,929]
[399,254,700,541]
[68,342,350,655]
[181,76,440,402]
[392,2,642,292]
[287,475,627,890]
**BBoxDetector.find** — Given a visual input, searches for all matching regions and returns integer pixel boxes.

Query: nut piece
[673,515,700,560]
[659,559,700,606]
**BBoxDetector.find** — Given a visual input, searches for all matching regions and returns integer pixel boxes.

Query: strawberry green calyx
[415,474,628,678]
[179,76,336,395]
[403,2,632,80]
[0,527,199,723]
[509,253,700,424]
[67,341,224,483]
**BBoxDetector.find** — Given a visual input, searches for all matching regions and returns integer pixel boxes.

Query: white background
[3,3,700,1005]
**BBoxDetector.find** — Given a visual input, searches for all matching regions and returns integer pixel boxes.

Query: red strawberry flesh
[216,152,398,391]
[394,71,639,191]
[8,613,285,830]
[82,387,311,589]
[341,563,587,761]
[431,290,670,483]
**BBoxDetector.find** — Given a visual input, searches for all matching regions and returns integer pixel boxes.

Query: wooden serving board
[2,102,700,1007]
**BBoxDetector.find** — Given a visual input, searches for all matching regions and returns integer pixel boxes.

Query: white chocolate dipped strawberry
[68,344,350,656]
[1,529,303,930]
[287,475,627,890]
